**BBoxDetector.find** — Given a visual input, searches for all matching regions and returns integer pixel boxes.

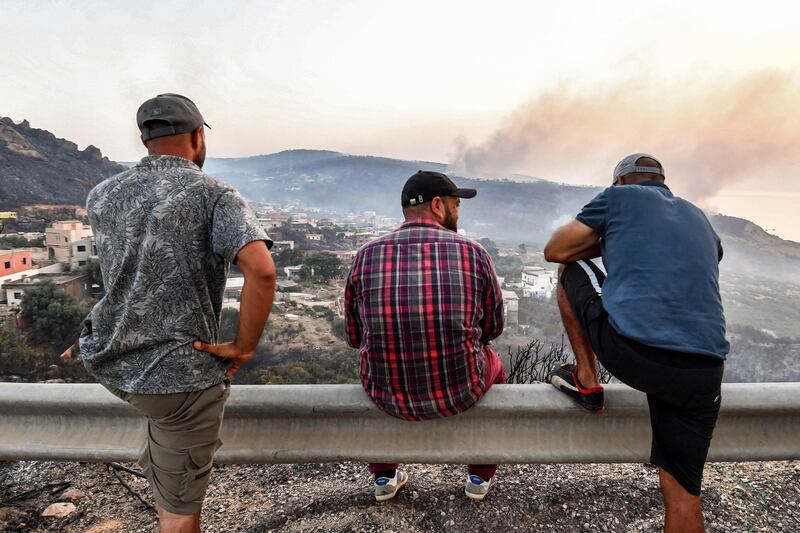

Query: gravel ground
[1,461,798,532]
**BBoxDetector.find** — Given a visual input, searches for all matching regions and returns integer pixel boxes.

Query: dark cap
[612,153,664,184]
[136,93,211,141]
[401,170,477,208]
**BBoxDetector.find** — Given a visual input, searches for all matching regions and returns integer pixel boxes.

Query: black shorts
[560,260,724,496]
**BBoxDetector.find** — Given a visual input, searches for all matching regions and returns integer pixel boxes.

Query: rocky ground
[1,461,798,532]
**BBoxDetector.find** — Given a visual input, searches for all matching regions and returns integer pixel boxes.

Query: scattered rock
[42,501,76,518]
[61,488,86,500]
[1,460,797,532]
[81,519,124,533]
[0,506,21,521]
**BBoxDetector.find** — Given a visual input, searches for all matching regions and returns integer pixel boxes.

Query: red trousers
[369,349,507,480]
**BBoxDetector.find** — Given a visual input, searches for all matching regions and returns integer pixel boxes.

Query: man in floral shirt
[80,94,276,533]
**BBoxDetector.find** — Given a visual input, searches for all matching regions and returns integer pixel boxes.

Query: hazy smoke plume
[452,71,800,204]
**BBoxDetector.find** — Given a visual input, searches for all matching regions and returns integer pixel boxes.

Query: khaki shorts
[104,380,230,515]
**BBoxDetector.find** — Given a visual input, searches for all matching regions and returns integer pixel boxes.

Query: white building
[272,240,295,251]
[223,276,245,304]
[520,266,556,299]
[284,265,303,279]
[258,218,284,231]
[45,221,95,267]
[501,289,519,326]
[330,250,357,263]
[0,262,64,303]
[291,214,315,226]
[355,232,379,245]
[3,272,90,307]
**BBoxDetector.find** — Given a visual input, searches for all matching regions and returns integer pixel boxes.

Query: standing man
[79,94,276,533]
[345,170,506,502]
[544,154,727,533]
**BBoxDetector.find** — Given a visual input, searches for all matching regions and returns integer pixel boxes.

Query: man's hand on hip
[193,340,254,378]
[192,240,276,379]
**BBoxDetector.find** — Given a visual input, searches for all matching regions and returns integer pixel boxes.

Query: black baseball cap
[401,170,477,208]
[136,93,211,141]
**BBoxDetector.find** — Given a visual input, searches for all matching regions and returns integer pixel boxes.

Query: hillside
[710,214,800,284]
[204,150,800,280]
[0,117,124,209]
[204,151,602,247]
[204,150,800,344]
[2,130,799,336]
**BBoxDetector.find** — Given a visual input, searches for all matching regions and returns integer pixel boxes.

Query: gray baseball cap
[136,93,210,141]
[612,153,664,184]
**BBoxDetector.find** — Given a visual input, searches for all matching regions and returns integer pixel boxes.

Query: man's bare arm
[544,219,601,264]
[194,240,276,377]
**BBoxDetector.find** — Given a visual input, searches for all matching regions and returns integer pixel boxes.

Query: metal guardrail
[0,383,797,463]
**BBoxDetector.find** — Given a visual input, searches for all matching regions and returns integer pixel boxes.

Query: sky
[2,0,799,240]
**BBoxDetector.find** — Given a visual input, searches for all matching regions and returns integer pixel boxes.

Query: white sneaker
[465,474,493,501]
[374,470,409,502]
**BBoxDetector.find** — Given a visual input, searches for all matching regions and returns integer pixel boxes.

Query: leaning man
[80,94,276,533]
[544,154,727,533]
[345,170,506,502]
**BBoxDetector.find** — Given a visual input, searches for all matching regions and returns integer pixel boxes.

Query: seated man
[544,154,728,533]
[345,170,506,502]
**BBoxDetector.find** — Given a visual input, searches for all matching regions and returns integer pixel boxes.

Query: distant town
[0,201,558,338]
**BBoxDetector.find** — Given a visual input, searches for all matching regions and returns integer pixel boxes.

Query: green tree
[0,325,43,375]
[0,235,31,249]
[81,258,104,292]
[273,247,305,268]
[19,281,87,348]
[299,252,346,283]
[277,222,309,244]
[257,348,358,384]
[329,316,348,342]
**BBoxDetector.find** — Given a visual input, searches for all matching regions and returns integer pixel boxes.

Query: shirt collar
[400,217,447,230]
[635,180,671,191]
[136,155,201,171]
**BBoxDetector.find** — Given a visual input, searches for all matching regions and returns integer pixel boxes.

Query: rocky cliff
[0,117,124,209]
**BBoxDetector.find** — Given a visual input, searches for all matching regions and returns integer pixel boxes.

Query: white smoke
[452,70,800,205]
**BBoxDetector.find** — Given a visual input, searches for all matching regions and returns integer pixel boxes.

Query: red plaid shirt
[345,218,504,421]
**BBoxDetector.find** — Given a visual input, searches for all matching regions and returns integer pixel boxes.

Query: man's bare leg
[157,506,201,533]
[659,469,704,533]
[556,264,600,388]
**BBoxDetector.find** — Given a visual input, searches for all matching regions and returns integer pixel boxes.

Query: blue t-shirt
[576,181,729,360]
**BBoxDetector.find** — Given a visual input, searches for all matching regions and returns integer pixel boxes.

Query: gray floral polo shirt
[79,155,272,394]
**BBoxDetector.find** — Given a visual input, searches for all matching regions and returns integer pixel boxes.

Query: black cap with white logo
[401,170,477,208]
[136,93,211,141]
